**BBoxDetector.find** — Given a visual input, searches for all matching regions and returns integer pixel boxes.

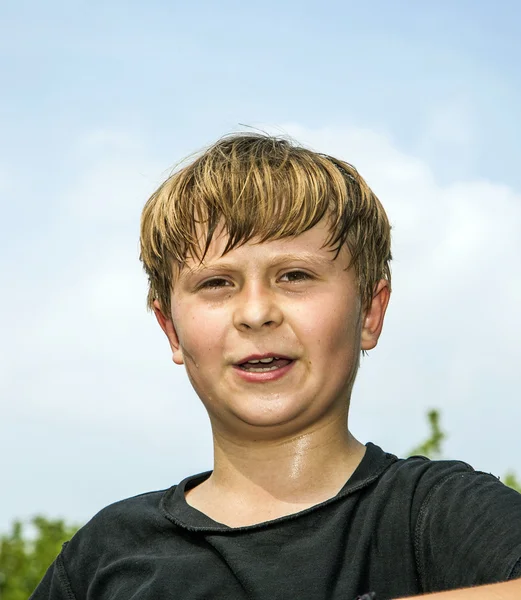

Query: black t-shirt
[30,443,521,600]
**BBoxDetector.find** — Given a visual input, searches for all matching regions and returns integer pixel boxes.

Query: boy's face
[154,219,389,439]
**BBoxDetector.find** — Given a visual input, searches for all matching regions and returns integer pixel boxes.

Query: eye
[199,278,231,289]
[280,270,313,283]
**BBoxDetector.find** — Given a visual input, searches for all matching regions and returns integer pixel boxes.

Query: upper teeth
[247,357,279,364]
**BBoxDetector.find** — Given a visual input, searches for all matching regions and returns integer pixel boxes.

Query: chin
[226,399,317,435]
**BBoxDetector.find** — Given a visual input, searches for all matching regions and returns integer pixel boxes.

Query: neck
[186,413,366,526]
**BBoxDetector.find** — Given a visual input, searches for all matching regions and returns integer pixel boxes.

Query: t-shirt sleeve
[415,467,521,593]
[29,543,77,600]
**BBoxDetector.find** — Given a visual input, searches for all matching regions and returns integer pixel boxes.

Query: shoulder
[96,487,171,522]
[366,447,520,525]
[385,453,518,512]
[368,449,521,590]
[384,452,476,481]
[71,487,172,547]
[377,450,498,493]
[402,455,521,531]
[60,488,175,585]
[369,446,479,502]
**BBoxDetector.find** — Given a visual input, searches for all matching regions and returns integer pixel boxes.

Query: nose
[232,281,283,332]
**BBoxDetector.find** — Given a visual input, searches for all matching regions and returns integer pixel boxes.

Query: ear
[153,300,184,365]
[361,280,391,351]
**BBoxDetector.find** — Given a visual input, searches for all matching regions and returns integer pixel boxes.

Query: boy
[32,134,521,599]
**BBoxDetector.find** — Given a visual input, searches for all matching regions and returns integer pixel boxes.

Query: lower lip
[232,361,295,383]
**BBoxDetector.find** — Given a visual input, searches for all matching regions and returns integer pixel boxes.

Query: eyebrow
[180,252,336,279]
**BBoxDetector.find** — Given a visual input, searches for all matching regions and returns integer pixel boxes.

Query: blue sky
[1,1,520,532]
[3,0,521,188]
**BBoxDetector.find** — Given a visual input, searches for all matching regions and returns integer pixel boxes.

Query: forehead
[177,218,349,276]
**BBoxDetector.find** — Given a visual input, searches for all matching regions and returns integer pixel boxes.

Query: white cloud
[423,97,476,147]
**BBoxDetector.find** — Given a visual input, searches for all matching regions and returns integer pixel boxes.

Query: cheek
[300,299,361,355]
[176,304,228,362]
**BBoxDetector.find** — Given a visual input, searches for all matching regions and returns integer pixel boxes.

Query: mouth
[234,355,294,373]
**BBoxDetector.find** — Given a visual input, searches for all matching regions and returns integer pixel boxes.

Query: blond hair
[140,133,392,315]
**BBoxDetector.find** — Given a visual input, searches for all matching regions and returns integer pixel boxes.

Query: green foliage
[408,409,446,459]
[0,516,79,600]
[503,472,521,494]
[409,409,521,493]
